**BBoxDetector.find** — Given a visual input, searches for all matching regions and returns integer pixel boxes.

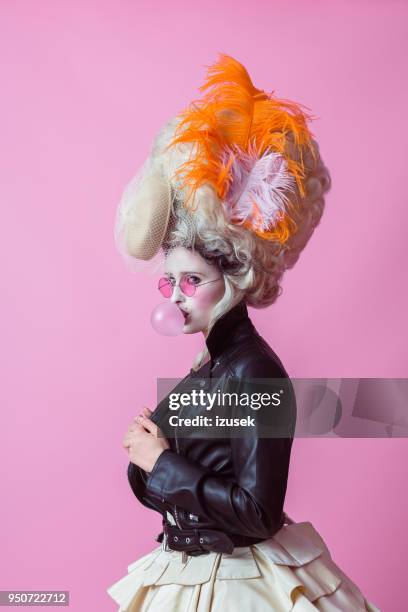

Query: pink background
[1,1,407,610]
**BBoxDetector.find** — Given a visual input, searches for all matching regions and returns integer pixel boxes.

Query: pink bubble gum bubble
[150,302,185,336]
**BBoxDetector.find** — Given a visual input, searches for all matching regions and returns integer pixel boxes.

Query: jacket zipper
[170,371,196,530]
[173,402,183,529]
[172,364,215,529]
[172,370,210,530]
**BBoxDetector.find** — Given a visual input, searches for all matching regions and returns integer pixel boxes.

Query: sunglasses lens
[158,278,172,298]
[180,277,196,297]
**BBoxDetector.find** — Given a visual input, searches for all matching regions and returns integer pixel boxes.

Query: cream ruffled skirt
[107,521,381,611]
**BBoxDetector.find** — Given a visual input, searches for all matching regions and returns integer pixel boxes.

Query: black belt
[160,523,235,556]
[155,513,288,557]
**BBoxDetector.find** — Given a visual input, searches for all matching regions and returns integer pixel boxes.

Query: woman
[107,55,380,611]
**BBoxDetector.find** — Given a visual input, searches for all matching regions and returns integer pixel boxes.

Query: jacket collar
[205,300,251,361]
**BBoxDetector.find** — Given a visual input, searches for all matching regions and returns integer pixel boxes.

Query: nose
[170,283,184,304]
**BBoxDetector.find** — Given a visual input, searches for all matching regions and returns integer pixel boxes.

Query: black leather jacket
[127,300,296,555]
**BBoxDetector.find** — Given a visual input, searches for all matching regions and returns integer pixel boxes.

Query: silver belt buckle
[162,531,171,552]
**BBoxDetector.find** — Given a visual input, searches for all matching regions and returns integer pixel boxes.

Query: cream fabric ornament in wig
[114,160,172,266]
[121,173,171,261]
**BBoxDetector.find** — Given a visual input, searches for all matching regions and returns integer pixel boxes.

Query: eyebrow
[164,271,204,276]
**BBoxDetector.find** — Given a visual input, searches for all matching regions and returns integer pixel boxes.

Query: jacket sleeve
[144,357,296,539]
[127,462,169,516]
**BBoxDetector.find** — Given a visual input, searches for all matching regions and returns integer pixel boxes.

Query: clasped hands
[122,406,171,473]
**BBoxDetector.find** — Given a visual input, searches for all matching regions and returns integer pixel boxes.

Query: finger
[133,416,152,432]
[143,406,152,416]
[123,430,135,442]
[133,416,146,427]
[123,423,145,448]
[138,416,158,436]
[125,425,143,443]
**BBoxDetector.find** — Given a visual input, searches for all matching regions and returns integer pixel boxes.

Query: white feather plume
[221,142,297,232]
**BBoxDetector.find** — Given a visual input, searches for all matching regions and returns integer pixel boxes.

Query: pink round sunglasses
[158,275,222,298]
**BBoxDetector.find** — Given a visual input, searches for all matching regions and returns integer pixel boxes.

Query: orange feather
[164,53,318,243]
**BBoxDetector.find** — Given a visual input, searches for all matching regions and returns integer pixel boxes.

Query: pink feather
[221,142,297,232]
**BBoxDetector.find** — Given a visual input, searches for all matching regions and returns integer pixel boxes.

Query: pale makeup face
[163,247,225,336]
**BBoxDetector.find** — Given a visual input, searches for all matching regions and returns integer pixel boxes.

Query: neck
[205,300,250,361]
